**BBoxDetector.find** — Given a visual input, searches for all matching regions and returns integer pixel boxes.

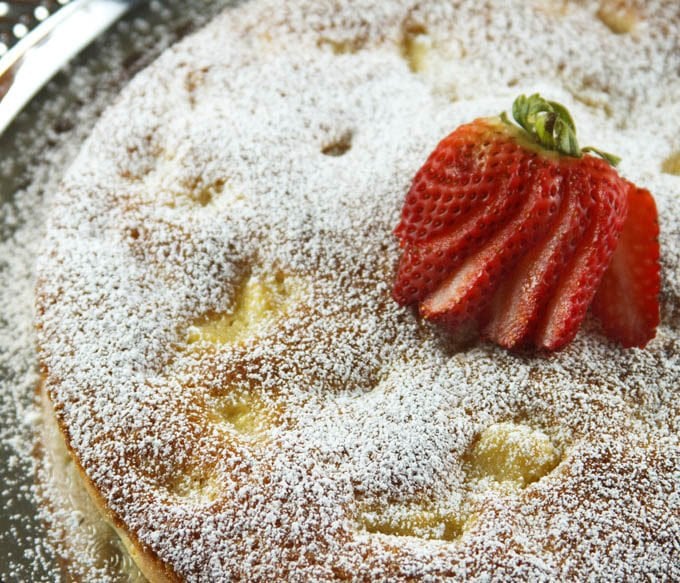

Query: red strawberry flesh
[393,159,527,305]
[483,174,592,348]
[393,121,542,305]
[535,159,629,350]
[591,185,660,348]
[421,163,563,326]
[395,121,529,244]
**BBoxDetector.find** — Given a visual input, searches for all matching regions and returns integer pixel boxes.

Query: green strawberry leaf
[502,93,620,166]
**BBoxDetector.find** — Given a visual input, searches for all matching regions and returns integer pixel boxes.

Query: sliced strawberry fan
[392,94,661,351]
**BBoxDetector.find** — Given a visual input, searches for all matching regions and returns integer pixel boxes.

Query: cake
[35,0,680,580]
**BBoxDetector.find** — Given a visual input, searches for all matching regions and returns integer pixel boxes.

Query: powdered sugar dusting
[36,0,679,580]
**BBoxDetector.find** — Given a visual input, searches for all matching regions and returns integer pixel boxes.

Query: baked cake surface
[36,0,680,580]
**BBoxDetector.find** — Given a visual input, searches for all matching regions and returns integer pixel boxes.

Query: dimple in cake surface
[35,0,680,580]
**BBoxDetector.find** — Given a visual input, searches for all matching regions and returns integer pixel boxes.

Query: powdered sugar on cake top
[36,0,679,580]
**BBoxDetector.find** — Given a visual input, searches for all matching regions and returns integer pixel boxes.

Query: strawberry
[393,94,660,351]
[533,158,629,350]
[591,185,660,348]
[483,171,592,348]
[421,162,563,328]
[394,121,529,245]
[393,120,541,305]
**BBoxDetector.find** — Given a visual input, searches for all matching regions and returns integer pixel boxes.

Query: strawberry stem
[582,146,621,166]
[501,94,620,166]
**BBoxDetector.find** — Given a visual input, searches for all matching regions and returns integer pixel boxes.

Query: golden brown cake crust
[36,0,680,580]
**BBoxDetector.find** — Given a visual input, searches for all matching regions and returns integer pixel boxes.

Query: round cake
[35,0,680,580]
